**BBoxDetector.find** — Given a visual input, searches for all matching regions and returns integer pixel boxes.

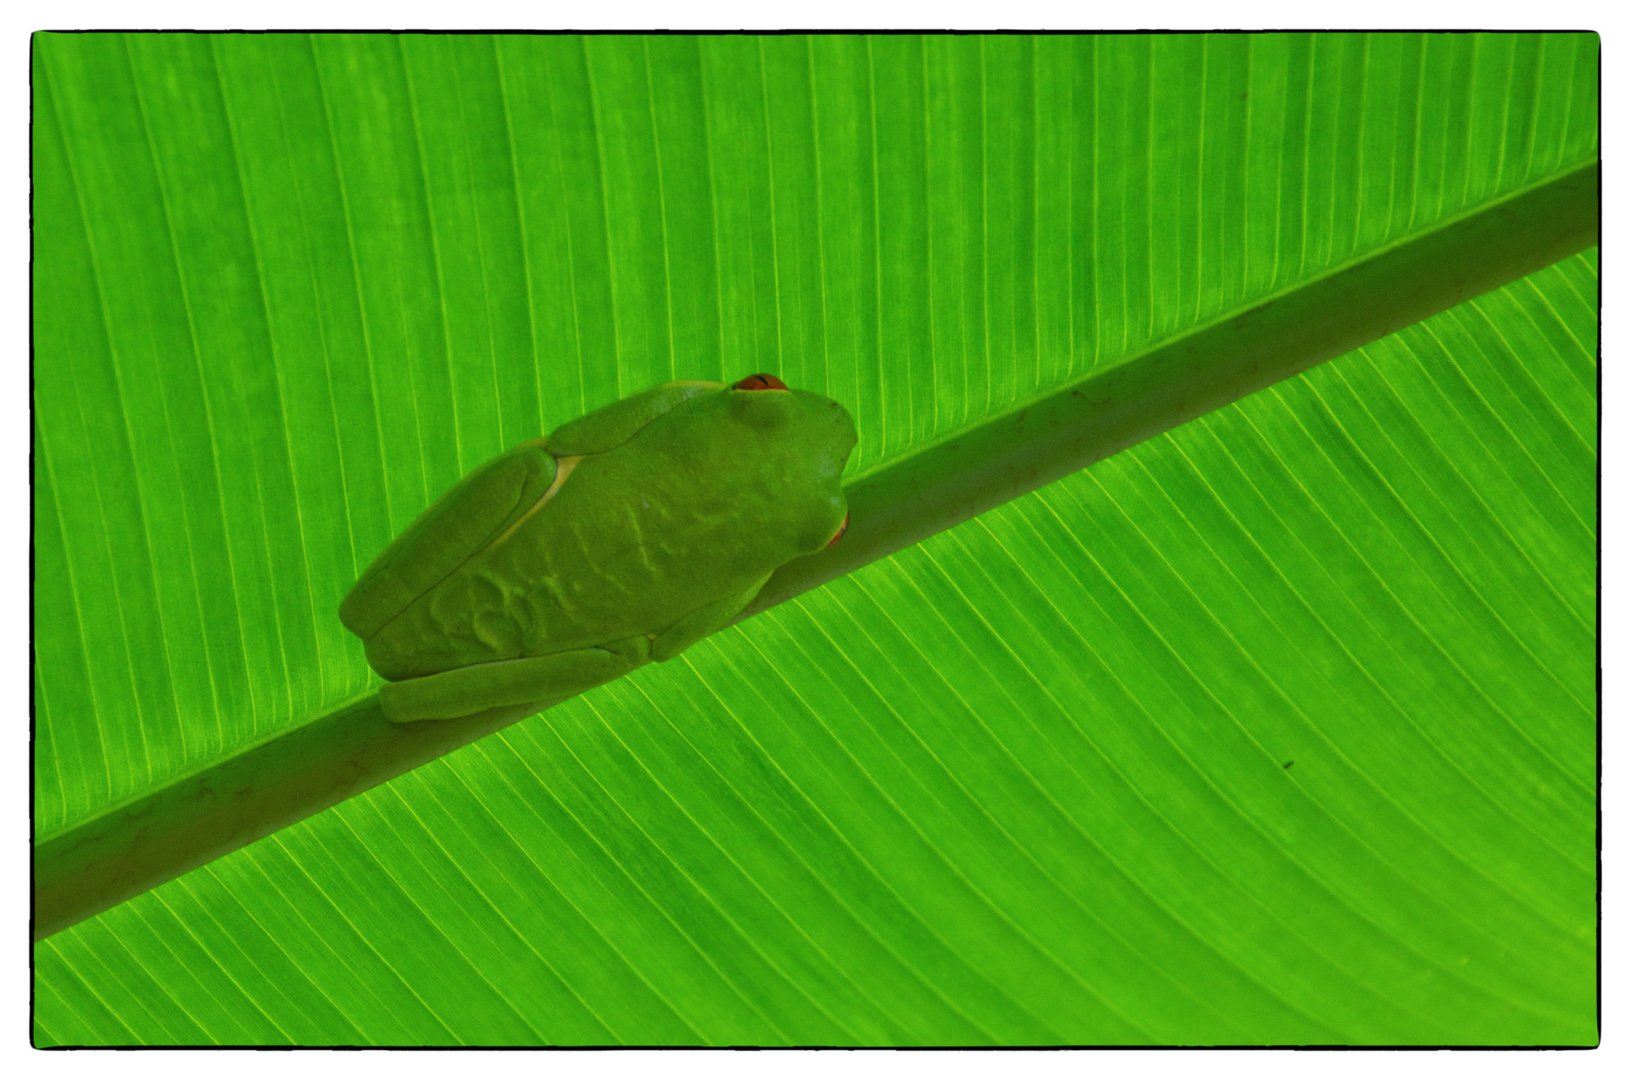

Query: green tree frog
[339,374,857,723]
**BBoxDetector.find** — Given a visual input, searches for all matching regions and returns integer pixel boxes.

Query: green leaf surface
[32,32,1597,1045]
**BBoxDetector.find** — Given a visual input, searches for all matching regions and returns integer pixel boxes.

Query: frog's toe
[379,643,651,723]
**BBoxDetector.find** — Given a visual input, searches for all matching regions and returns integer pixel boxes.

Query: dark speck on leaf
[1282,760,1294,769]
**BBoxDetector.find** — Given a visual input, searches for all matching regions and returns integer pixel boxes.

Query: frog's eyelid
[732,373,790,391]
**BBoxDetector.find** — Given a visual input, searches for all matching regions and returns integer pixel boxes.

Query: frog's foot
[379,636,653,723]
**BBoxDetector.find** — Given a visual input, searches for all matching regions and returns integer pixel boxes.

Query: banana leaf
[32,32,1597,1046]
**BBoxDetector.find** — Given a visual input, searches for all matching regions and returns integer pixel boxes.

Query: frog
[339,374,857,723]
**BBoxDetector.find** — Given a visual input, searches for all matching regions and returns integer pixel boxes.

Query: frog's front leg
[379,636,653,723]
[649,575,773,661]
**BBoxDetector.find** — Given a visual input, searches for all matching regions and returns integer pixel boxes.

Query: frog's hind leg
[380,636,652,723]
[547,380,724,455]
[341,438,559,640]
[649,575,773,662]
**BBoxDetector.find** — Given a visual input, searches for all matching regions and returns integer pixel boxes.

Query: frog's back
[362,391,845,680]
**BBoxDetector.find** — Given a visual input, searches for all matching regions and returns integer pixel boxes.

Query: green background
[34,32,1597,1044]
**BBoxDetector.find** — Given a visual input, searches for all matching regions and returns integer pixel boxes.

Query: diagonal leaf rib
[32,156,1598,943]
[742,156,1597,618]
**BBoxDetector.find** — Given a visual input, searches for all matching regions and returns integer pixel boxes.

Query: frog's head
[730,373,857,472]
[730,373,857,551]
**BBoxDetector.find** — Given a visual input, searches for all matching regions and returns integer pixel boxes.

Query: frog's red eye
[733,373,788,391]
[826,511,850,548]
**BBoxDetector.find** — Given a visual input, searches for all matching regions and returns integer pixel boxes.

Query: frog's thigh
[341,439,557,640]
[650,574,773,662]
[380,636,653,723]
